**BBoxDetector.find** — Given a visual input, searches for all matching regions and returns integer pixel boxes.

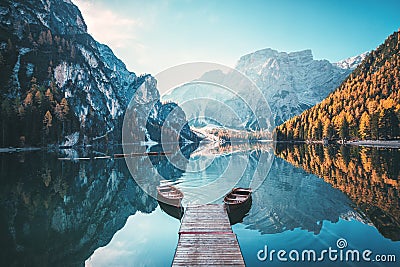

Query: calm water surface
[0,143,399,266]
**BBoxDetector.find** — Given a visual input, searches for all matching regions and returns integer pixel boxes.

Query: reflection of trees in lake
[0,151,157,266]
[275,143,400,241]
[243,157,361,235]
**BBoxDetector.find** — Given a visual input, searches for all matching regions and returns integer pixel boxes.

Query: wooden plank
[172,204,245,266]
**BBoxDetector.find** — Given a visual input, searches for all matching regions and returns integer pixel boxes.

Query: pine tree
[323,120,334,139]
[370,113,379,140]
[379,108,400,139]
[359,112,371,139]
[46,30,53,45]
[35,91,42,106]
[43,110,52,134]
[339,117,349,140]
[0,52,4,66]
[316,120,323,140]
[55,98,69,137]
[1,98,12,146]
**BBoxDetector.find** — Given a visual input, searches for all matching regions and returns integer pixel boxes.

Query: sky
[72,0,400,75]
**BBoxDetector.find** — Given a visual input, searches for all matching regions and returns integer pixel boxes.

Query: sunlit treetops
[276,30,400,141]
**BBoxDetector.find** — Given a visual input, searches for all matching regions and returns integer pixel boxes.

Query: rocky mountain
[162,66,275,132]
[334,51,368,69]
[235,48,354,125]
[164,49,363,129]
[0,0,199,147]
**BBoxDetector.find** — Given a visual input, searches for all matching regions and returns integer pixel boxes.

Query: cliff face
[0,0,199,146]
[235,48,353,125]
[163,49,361,130]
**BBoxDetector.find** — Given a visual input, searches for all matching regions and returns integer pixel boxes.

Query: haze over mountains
[236,48,367,125]
[164,48,367,128]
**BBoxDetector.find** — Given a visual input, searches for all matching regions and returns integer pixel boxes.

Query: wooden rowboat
[227,197,252,225]
[223,188,252,211]
[157,184,184,207]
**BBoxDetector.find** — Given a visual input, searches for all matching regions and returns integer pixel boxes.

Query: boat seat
[230,194,247,197]
[226,196,247,201]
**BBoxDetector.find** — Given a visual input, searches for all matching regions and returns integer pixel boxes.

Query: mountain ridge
[163,48,363,130]
[334,51,368,69]
[0,0,199,146]
[235,47,354,125]
[276,30,400,141]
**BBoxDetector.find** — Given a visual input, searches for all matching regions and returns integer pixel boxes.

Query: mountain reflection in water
[275,143,400,241]
[0,142,399,266]
[0,149,158,266]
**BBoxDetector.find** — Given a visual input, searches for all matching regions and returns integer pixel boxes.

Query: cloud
[72,0,154,73]
[73,0,143,48]
[70,0,230,75]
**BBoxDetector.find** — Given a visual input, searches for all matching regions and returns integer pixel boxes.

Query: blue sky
[73,0,400,75]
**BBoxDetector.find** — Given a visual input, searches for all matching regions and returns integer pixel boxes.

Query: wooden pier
[172,204,245,266]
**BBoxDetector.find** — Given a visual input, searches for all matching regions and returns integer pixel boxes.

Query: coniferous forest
[276,30,400,141]
[0,28,80,147]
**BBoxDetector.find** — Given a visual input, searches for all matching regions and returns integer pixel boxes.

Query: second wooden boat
[157,184,184,207]
[227,197,252,225]
[223,188,252,211]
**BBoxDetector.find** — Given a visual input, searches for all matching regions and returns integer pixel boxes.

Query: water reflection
[243,156,365,235]
[0,150,157,266]
[1,142,399,266]
[158,201,185,220]
[274,143,400,241]
[227,198,252,225]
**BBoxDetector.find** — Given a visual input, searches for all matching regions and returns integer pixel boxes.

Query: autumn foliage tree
[276,30,400,141]
[0,25,81,146]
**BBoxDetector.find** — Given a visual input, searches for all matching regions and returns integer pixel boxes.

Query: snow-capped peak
[334,52,368,70]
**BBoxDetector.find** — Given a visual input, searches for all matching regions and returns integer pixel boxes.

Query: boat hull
[223,188,252,212]
[157,185,184,207]
[227,197,252,225]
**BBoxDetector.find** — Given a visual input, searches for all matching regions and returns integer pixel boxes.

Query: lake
[0,143,399,266]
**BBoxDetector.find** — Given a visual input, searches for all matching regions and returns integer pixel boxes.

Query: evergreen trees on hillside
[0,76,78,146]
[0,25,81,147]
[276,30,400,141]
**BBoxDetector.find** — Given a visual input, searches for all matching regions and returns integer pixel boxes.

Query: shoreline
[276,140,400,148]
[347,140,400,149]
[0,147,41,153]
